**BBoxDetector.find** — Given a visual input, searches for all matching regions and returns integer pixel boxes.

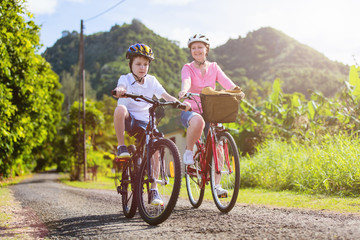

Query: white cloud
[168,27,192,48]
[26,0,58,15]
[149,0,194,6]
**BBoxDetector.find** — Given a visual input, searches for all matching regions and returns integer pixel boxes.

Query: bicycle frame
[116,92,185,200]
[188,123,232,188]
[183,91,234,190]
[184,91,241,212]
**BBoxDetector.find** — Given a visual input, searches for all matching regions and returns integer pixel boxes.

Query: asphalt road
[9,173,360,239]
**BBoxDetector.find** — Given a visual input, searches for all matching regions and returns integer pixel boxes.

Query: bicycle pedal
[218,193,228,198]
[117,186,122,194]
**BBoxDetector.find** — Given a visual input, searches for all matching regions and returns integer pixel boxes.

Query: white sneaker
[215,184,228,196]
[183,150,194,165]
[150,189,164,206]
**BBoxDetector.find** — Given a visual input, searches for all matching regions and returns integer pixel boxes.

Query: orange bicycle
[183,92,240,212]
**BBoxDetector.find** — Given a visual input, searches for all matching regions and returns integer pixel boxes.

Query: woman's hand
[232,86,245,100]
[178,90,187,99]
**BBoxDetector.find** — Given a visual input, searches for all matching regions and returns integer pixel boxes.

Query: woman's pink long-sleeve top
[181,61,235,114]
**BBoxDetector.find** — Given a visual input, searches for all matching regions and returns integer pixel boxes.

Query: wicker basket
[200,93,239,123]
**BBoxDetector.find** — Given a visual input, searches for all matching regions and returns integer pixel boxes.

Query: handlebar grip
[112,89,131,98]
[178,104,187,110]
[178,103,191,111]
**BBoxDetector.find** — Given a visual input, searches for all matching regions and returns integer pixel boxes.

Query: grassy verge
[0,175,33,239]
[0,187,13,227]
[59,174,360,215]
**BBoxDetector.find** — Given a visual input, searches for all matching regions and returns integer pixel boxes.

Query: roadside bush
[240,134,360,197]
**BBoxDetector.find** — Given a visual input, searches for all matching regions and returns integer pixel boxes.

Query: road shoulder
[0,187,47,239]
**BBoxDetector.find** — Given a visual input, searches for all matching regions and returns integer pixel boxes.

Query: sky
[25,0,360,66]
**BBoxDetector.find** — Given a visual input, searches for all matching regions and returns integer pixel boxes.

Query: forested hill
[43,19,188,99]
[43,20,348,100]
[213,27,348,97]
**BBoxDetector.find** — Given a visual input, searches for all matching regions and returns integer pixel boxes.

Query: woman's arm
[161,92,191,111]
[178,65,192,98]
[215,63,236,90]
[178,78,191,98]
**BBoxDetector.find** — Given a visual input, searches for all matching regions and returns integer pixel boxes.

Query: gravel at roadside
[6,173,360,239]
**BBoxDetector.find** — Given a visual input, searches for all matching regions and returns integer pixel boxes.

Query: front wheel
[210,131,240,213]
[185,140,205,208]
[137,139,181,225]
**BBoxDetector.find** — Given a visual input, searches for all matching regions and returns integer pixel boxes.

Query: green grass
[60,174,115,190]
[240,135,360,197]
[0,174,32,187]
[0,187,12,226]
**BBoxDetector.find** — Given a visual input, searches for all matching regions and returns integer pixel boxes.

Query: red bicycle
[183,92,240,212]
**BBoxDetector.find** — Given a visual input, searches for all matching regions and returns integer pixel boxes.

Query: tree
[0,0,63,178]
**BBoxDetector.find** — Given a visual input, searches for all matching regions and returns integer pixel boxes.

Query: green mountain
[43,20,348,100]
[212,27,348,97]
[43,19,188,99]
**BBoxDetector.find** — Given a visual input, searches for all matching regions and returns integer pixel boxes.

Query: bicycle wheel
[210,131,240,213]
[185,140,205,208]
[121,145,138,218]
[137,139,181,225]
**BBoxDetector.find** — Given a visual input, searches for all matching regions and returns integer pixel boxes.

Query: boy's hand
[183,102,192,111]
[113,87,126,98]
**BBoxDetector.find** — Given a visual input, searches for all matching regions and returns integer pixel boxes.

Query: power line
[85,0,126,22]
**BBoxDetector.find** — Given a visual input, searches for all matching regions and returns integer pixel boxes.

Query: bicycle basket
[200,87,241,123]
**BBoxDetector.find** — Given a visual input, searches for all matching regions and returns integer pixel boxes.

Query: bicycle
[112,91,186,225]
[182,92,241,213]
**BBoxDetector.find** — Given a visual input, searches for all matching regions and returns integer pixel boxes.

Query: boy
[113,43,190,205]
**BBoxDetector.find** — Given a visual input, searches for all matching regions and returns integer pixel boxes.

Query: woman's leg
[186,115,205,151]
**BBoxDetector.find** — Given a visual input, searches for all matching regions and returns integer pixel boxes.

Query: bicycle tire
[137,138,181,225]
[210,131,240,213]
[185,140,205,208]
[121,145,138,218]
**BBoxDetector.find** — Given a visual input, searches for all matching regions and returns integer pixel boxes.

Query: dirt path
[7,173,360,239]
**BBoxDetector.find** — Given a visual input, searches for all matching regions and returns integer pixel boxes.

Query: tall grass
[240,134,360,196]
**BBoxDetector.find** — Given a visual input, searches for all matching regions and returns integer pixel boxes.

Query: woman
[178,34,243,196]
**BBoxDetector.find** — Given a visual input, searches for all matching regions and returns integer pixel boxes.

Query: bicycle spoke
[137,139,181,225]
[210,131,240,213]
[185,140,205,208]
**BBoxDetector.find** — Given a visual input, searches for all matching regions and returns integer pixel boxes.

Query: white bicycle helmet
[187,34,210,48]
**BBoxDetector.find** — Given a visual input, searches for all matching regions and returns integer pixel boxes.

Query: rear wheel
[185,140,205,208]
[210,131,240,213]
[121,145,138,218]
[137,139,181,225]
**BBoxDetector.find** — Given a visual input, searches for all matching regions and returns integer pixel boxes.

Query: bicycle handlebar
[112,90,187,110]
[182,92,200,99]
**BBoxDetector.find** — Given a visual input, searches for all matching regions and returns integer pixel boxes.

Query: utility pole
[79,19,87,181]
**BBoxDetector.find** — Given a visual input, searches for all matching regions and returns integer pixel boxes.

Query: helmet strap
[131,72,146,84]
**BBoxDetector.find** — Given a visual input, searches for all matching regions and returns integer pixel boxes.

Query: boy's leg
[114,105,129,146]
[114,105,131,158]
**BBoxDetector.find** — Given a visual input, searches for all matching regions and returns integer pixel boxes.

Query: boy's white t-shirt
[116,73,166,122]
